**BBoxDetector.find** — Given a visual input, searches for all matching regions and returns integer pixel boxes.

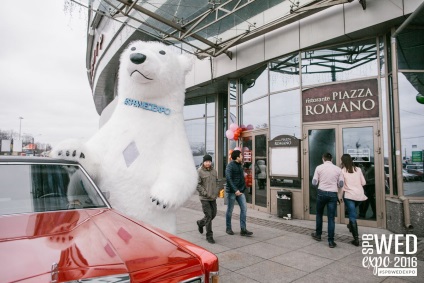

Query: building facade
[86,0,424,235]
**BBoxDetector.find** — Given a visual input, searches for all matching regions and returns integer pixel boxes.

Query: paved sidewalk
[175,195,424,283]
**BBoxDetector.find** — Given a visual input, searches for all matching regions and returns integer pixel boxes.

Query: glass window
[379,36,385,76]
[398,72,424,196]
[184,97,205,119]
[0,164,107,215]
[240,66,268,103]
[229,80,237,106]
[386,33,392,73]
[301,39,378,86]
[397,29,424,70]
[241,97,268,130]
[269,53,300,93]
[206,117,215,157]
[381,77,391,195]
[185,119,206,167]
[206,96,215,117]
[184,95,216,168]
[229,105,237,124]
[270,89,301,139]
[387,74,398,195]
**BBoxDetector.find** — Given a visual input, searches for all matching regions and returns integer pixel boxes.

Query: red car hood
[0,209,200,282]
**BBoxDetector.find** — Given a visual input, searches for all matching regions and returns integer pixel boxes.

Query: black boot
[347,221,352,233]
[350,222,359,246]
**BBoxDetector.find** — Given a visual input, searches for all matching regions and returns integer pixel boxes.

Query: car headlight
[64,274,130,282]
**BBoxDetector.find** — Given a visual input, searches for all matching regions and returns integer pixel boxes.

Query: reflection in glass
[398,72,424,197]
[397,29,424,70]
[185,119,205,167]
[0,164,107,215]
[255,134,267,208]
[342,126,376,220]
[388,74,398,195]
[308,129,336,215]
[240,66,268,103]
[185,96,216,168]
[229,105,237,124]
[242,136,253,204]
[184,97,205,119]
[207,96,215,116]
[270,90,301,139]
[381,78,390,195]
[269,53,300,92]
[229,80,237,106]
[342,127,373,161]
[379,36,385,75]
[206,117,215,157]
[301,39,378,86]
[241,97,268,130]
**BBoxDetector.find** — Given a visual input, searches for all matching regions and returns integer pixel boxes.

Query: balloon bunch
[225,123,254,140]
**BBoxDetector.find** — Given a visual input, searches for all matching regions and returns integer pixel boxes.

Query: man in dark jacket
[196,154,219,244]
[225,150,253,236]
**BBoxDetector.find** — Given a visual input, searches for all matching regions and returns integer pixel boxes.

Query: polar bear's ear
[178,53,195,75]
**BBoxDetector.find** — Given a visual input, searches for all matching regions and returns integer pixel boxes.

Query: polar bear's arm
[50,139,101,183]
[149,132,197,210]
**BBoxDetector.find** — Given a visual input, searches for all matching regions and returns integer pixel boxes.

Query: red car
[0,156,219,283]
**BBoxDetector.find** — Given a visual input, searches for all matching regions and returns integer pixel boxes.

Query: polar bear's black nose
[130,53,146,64]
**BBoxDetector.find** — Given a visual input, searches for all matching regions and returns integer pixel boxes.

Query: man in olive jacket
[196,154,219,244]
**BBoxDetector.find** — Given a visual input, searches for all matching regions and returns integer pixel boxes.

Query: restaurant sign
[302,79,379,123]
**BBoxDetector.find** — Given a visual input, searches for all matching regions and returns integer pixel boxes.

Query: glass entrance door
[304,122,382,227]
[241,130,268,212]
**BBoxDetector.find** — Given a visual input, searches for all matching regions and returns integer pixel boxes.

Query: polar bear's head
[117,41,193,109]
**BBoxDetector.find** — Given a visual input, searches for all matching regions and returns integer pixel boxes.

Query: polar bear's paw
[56,149,86,160]
[50,139,86,161]
[150,196,169,210]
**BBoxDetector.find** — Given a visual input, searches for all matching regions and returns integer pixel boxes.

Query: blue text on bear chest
[124,98,171,115]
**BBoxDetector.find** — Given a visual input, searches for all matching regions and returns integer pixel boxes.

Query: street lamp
[18,117,24,140]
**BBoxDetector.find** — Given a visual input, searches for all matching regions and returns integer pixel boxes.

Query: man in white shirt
[311,152,344,248]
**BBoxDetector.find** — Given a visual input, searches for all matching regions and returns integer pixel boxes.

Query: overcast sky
[0,0,99,148]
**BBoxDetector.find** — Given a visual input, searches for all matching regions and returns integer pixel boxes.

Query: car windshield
[0,164,108,215]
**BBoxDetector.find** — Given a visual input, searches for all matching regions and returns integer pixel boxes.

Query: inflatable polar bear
[51,41,198,234]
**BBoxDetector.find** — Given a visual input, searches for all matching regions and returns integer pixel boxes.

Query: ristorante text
[305,88,375,116]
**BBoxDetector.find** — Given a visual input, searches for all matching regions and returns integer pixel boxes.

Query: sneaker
[240,229,253,236]
[226,229,234,235]
[329,241,337,248]
[196,221,203,234]
[311,232,321,241]
[207,238,215,244]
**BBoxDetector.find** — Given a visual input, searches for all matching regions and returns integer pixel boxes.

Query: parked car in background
[402,169,417,182]
[406,164,423,174]
[406,164,423,181]
[0,156,219,283]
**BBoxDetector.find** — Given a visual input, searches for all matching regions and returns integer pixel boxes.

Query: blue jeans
[315,189,338,242]
[226,192,247,230]
[344,197,359,224]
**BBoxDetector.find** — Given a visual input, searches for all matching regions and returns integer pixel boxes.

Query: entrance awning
[85,0,360,59]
